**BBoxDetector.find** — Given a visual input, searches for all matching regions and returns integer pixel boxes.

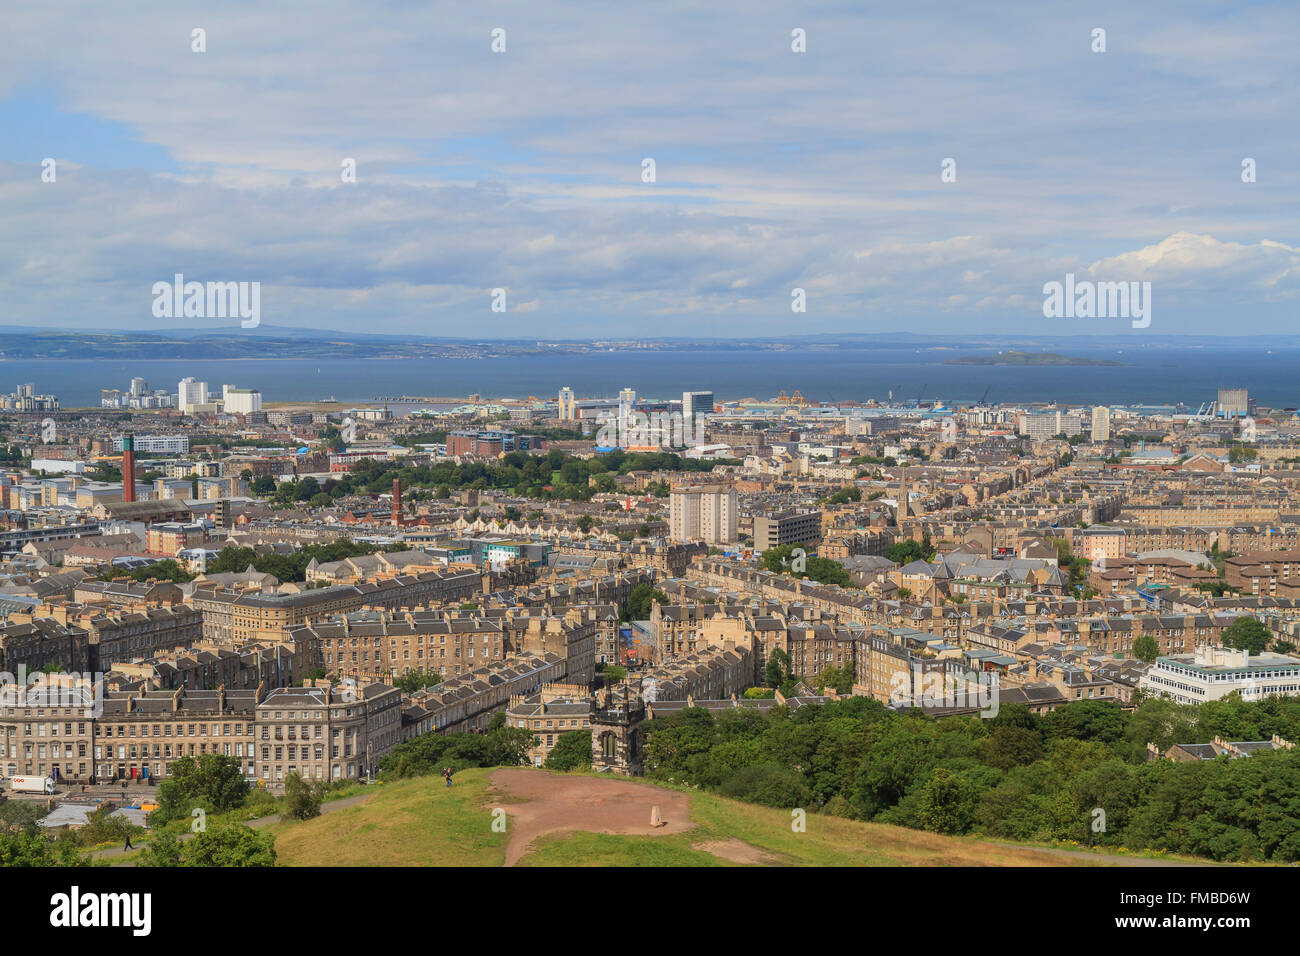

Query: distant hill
[944,351,1123,367]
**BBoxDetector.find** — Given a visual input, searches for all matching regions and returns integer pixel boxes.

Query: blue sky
[1,0,1297,336]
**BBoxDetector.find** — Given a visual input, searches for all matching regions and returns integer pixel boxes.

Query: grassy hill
[267,768,1148,867]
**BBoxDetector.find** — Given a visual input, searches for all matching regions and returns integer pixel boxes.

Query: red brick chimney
[122,434,136,503]
[392,477,401,526]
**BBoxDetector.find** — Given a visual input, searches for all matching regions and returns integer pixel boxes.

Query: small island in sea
[943,350,1123,366]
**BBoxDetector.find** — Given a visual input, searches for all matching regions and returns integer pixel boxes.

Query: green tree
[1040,700,1126,744]
[978,724,1044,770]
[138,831,183,867]
[0,800,46,835]
[886,539,934,564]
[813,662,855,694]
[75,804,141,847]
[718,763,812,809]
[915,768,980,835]
[181,824,277,867]
[764,648,790,688]
[283,772,322,821]
[1132,633,1159,663]
[544,731,592,771]
[1222,616,1270,656]
[0,830,89,867]
[622,582,669,621]
[151,754,251,825]
[392,670,442,693]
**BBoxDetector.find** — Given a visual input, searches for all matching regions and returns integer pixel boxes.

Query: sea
[3,344,1297,410]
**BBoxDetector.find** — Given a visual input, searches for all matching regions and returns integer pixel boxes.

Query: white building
[113,435,190,455]
[1020,409,1084,440]
[1139,645,1300,706]
[177,377,209,414]
[222,385,262,414]
[1091,406,1111,442]
[30,459,84,475]
[669,484,737,544]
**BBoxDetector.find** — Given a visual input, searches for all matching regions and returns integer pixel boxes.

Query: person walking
[442,767,453,788]
[123,833,134,851]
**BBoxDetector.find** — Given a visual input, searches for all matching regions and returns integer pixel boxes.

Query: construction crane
[978,386,991,406]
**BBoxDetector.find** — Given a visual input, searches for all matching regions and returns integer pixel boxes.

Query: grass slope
[269,770,507,866]
[518,785,1110,867]
[270,768,1125,867]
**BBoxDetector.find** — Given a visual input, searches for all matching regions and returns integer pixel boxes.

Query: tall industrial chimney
[122,433,136,503]
[392,477,401,526]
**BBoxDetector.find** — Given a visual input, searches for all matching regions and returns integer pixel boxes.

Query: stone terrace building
[92,687,260,784]
[73,579,184,606]
[0,683,100,783]
[641,643,754,703]
[256,683,403,785]
[220,569,484,644]
[505,684,592,766]
[0,680,403,788]
[0,618,90,674]
[293,610,509,684]
[1226,550,1300,595]
[110,641,296,693]
[405,652,566,736]
[0,603,202,673]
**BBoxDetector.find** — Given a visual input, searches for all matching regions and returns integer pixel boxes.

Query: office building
[682,390,714,422]
[446,431,544,456]
[1139,645,1300,705]
[754,510,822,552]
[558,387,576,421]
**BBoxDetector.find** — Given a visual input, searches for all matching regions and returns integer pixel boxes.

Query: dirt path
[692,838,780,865]
[987,842,1211,867]
[488,768,694,866]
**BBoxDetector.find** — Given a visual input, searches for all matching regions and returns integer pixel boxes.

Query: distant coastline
[944,351,1124,367]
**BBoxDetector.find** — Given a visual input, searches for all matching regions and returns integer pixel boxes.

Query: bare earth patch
[489,768,693,866]
[693,838,780,865]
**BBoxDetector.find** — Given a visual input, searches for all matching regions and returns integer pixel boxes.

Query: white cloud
[0,1,1296,334]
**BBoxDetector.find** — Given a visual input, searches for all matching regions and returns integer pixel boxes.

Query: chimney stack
[392,477,401,526]
[121,433,136,502]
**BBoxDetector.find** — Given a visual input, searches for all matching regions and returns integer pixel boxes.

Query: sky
[1,0,1297,338]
